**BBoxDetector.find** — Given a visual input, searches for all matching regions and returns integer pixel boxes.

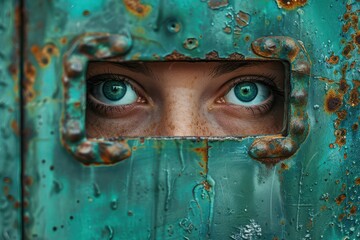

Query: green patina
[0,0,359,239]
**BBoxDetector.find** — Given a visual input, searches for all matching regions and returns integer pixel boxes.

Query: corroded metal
[0,0,358,239]
[0,0,21,239]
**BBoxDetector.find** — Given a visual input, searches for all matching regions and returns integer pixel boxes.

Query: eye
[88,76,138,105]
[224,81,272,106]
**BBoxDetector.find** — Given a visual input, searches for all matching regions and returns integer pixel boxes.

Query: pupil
[103,80,126,101]
[234,82,258,102]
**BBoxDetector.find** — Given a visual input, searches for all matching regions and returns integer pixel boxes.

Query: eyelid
[86,73,148,102]
[215,74,280,100]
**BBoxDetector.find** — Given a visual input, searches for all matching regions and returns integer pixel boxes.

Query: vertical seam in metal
[19,0,25,238]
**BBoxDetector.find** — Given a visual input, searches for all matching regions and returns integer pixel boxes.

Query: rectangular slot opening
[85,60,289,137]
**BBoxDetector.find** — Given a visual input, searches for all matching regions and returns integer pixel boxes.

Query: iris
[102,80,127,101]
[234,82,258,102]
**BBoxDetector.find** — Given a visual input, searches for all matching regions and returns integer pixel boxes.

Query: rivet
[183,38,199,50]
[290,118,306,135]
[280,138,296,155]
[291,89,308,106]
[75,141,95,162]
[63,119,83,142]
[64,56,84,78]
[99,142,131,164]
[109,34,132,54]
[166,19,181,33]
[292,61,310,75]
[248,140,270,158]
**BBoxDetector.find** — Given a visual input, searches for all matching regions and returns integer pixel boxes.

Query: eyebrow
[108,62,153,76]
[209,61,264,78]
[107,61,266,78]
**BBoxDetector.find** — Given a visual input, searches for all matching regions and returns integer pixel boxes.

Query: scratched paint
[0,0,359,239]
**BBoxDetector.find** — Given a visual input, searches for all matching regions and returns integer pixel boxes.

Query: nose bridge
[159,88,202,136]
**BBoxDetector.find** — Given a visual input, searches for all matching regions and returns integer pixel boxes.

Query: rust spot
[350,61,356,69]
[341,63,348,79]
[205,51,219,60]
[335,194,346,205]
[351,14,359,30]
[354,31,360,47]
[228,52,245,60]
[123,0,151,17]
[235,11,250,28]
[202,180,211,191]
[338,79,349,94]
[342,43,355,59]
[355,177,360,185]
[7,64,18,81]
[346,4,352,12]
[334,119,341,129]
[329,143,335,149]
[31,43,59,67]
[344,153,347,159]
[342,22,351,33]
[60,37,67,45]
[338,213,346,221]
[14,201,21,209]
[223,26,231,34]
[3,186,9,195]
[23,215,30,223]
[164,50,191,61]
[276,0,307,10]
[324,89,343,113]
[350,205,357,215]
[280,163,289,170]
[348,80,360,107]
[24,62,36,102]
[3,177,11,184]
[11,120,19,135]
[207,0,229,9]
[7,194,14,201]
[83,10,90,16]
[336,110,347,120]
[341,183,346,192]
[335,128,346,147]
[326,53,339,65]
[352,122,359,131]
[23,176,33,186]
[317,77,335,84]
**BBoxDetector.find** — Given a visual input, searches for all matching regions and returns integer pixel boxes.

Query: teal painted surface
[4,0,359,239]
[0,0,22,239]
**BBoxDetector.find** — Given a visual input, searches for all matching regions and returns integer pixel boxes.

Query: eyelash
[86,72,284,116]
[219,74,284,114]
[87,74,146,115]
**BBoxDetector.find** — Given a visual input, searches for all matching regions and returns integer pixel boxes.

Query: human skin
[85,61,286,137]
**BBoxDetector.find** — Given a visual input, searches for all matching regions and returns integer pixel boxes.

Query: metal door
[0,0,359,239]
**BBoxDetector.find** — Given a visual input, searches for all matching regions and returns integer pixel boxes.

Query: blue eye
[90,79,137,105]
[225,81,271,106]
